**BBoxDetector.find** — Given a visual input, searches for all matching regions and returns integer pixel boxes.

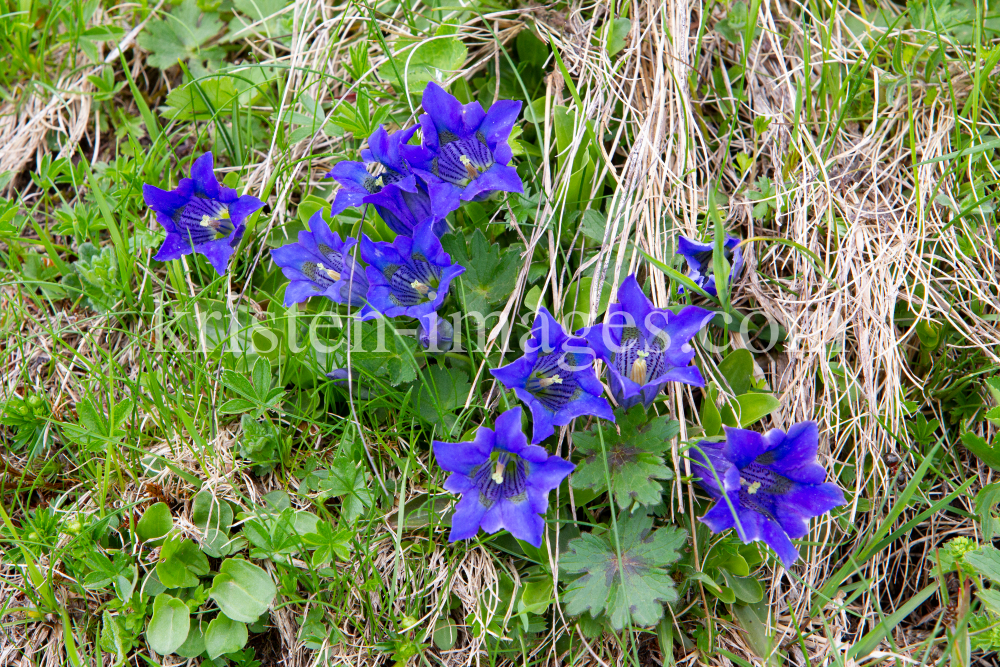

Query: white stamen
[491,461,505,484]
[459,154,479,180]
[537,374,562,388]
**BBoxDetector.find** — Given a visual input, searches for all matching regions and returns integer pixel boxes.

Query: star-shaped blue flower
[491,307,614,444]
[677,234,745,297]
[433,406,574,547]
[269,210,371,313]
[359,221,464,320]
[404,82,523,206]
[690,422,845,567]
[578,275,714,410]
[143,152,264,275]
[328,125,450,237]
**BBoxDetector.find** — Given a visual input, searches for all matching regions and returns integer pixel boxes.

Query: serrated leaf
[318,458,373,523]
[221,369,257,401]
[209,559,276,623]
[146,593,190,655]
[962,431,1000,470]
[442,230,520,318]
[561,513,686,630]
[571,406,678,509]
[137,0,224,70]
[162,78,239,121]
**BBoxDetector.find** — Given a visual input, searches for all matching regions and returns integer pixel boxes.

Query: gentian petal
[190,152,221,199]
[501,501,545,547]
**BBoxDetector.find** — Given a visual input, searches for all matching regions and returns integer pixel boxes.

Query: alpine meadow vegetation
[4,0,1000,664]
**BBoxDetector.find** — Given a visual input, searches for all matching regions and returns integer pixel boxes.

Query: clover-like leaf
[571,406,678,509]
[560,513,686,630]
[350,322,419,386]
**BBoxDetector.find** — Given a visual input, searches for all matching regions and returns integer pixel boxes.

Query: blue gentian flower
[404,82,523,205]
[433,406,574,547]
[578,275,713,410]
[328,126,450,237]
[690,422,845,568]
[491,307,614,444]
[677,235,745,297]
[270,210,371,312]
[359,221,464,320]
[143,152,264,275]
[418,312,454,353]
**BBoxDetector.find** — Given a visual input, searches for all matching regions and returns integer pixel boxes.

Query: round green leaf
[146,593,190,656]
[192,491,234,533]
[432,618,458,650]
[204,614,248,659]
[175,621,206,658]
[209,558,276,623]
[136,503,172,542]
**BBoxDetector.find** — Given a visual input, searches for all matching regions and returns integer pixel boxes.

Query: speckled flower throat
[432,131,495,186]
[525,352,582,411]
[384,254,440,306]
[175,196,235,244]
[612,326,670,387]
[470,453,529,508]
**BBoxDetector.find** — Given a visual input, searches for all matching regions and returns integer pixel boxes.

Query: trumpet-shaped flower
[404,82,523,206]
[491,307,614,444]
[328,126,450,237]
[270,210,370,310]
[690,422,845,568]
[433,407,574,547]
[143,152,264,275]
[578,275,713,409]
[359,221,464,319]
[677,235,745,297]
[418,312,454,353]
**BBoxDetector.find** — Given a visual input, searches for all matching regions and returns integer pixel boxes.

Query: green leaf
[380,37,468,93]
[961,431,1000,471]
[156,538,210,588]
[722,571,763,603]
[192,491,234,533]
[318,458,374,523]
[432,618,458,650]
[161,77,238,121]
[965,546,1000,582]
[571,407,678,509]
[251,357,272,399]
[606,18,631,56]
[720,393,780,428]
[219,398,257,415]
[701,384,723,437]
[175,620,206,658]
[221,368,257,401]
[136,502,173,542]
[351,322,420,386]
[561,513,686,630]
[718,349,754,396]
[146,593,190,656]
[443,230,521,318]
[417,365,471,434]
[976,484,1000,541]
[516,29,549,67]
[205,614,248,659]
[209,559,277,623]
[137,0,224,70]
[226,0,290,42]
[977,588,1000,614]
[580,209,607,241]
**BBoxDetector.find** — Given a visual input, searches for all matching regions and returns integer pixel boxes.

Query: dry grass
[2,0,999,663]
